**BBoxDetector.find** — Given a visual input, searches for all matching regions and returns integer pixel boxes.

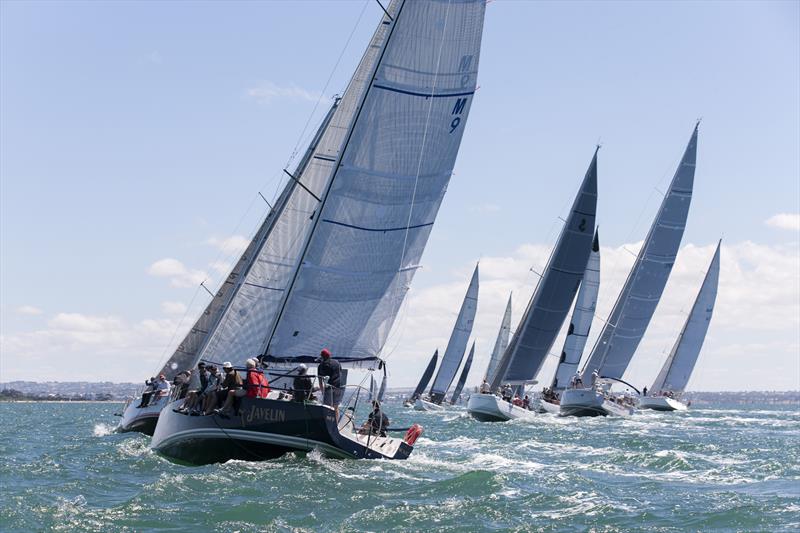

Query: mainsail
[429,264,480,403]
[484,293,512,384]
[489,150,599,390]
[411,350,438,400]
[582,124,699,380]
[265,0,487,361]
[451,341,475,404]
[551,230,600,391]
[651,240,720,394]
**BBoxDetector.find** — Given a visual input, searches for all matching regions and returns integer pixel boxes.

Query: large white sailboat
[468,149,598,421]
[149,0,487,464]
[415,264,479,411]
[640,241,721,411]
[560,124,699,417]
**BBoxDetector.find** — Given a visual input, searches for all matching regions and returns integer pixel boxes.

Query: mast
[551,230,600,391]
[428,264,480,404]
[582,124,699,380]
[489,149,599,391]
[484,293,512,384]
[651,240,720,394]
[450,341,475,404]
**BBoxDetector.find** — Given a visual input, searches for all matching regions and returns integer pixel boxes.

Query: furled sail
[651,240,720,394]
[489,150,599,390]
[411,350,438,400]
[484,293,512,385]
[265,0,487,361]
[451,341,475,404]
[551,230,600,391]
[582,124,698,380]
[429,264,480,403]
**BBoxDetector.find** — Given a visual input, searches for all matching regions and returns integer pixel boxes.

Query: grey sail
[377,372,387,402]
[451,341,475,404]
[484,293,512,385]
[368,374,376,401]
[490,150,599,391]
[411,350,438,400]
[582,124,698,380]
[429,264,480,403]
[651,240,720,394]
[265,0,487,361]
[551,230,600,391]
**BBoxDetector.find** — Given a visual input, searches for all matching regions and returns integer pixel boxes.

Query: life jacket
[246,369,269,399]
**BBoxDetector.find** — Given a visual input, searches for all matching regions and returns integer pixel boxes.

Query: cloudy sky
[1,1,798,390]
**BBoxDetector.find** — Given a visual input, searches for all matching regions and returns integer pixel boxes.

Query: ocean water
[0,401,798,532]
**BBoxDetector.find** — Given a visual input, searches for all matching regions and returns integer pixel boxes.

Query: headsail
[411,350,438,400]
[429,264,480,403]
[651,240,720,394]
[551,230,600,391]
[451,341,475,404]
[489,150,599,391]
[484,293,512,385]
[377,372,388,402]
[582,124,698,380]
[265,0,487,361]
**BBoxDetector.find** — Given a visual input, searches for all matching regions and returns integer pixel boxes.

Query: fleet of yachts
[114,0,720,465]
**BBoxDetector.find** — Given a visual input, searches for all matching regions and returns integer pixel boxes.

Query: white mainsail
[429,264,480,403]
[484,293,512,385]
[265,0,487,360]
[551,230,600,391]
[489,150,598,391]
[650,240,721,394]
[582,124,699,381]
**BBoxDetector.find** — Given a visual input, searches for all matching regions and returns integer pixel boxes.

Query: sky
[1,0,798,390]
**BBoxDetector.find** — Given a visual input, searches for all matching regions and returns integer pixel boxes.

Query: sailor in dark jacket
[292,364,314,402]
[365,400,389,437]
[317,348,343,418]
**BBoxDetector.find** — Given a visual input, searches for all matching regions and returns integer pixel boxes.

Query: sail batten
[651,241,720,394]
[582,125,699,380]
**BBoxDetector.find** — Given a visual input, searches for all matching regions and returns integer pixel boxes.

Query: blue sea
[1,400,798,532]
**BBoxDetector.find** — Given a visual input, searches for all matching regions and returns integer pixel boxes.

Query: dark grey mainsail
[489,150,599,390]
[409,350,438,401]
[651,240,720,394]
[450,341,475,404]
[582,124,699,380]
[551,230,600,391]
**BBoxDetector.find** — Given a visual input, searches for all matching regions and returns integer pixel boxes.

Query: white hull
[638,396,687,411]
[414,398,445,411]
[466,393,536,422]
[534,398,561,414]
[559,388,634,417]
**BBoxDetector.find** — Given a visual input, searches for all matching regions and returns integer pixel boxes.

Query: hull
[559,389,634,417]
[117,396,168,436]
[639,396,687,411]
[414,398,445,411]
[151,397,414,465]
[535,398,561,414]
[466,393,535,422]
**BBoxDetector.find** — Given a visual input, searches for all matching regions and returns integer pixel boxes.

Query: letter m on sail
[452,98,467,115]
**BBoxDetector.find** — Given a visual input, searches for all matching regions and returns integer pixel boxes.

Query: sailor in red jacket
[245,358,270,399]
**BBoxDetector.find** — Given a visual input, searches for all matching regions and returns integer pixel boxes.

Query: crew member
[292,364,314,402]
[317,348,343,418]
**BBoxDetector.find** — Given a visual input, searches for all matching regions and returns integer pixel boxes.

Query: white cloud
[765,213,800,232]
[210,260,232,276]
[16,305,43,316]
[160,301,187,315]
[246,81,322,105]
[207,235,249,255]
[147,258,207,288]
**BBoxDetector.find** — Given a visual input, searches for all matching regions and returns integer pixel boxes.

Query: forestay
[582,125,699,380]
[266,0,486,360]
[484,293,512,384]
[490,150,598,390]
[412,350,439,399]
[551,230,600,391]
[451,341,475,404]
[429,264,480,402]
[651,240,720,394]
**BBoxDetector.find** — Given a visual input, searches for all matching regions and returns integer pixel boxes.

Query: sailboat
[403,350,438,407]
[481,293,512,388]
[415,264,479,411]
[640,241,720,411]
[450,341,475,405]
[560,124,699,417]
[468,149,598,421]
[150,0,487,464]
[535,230,600,414]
